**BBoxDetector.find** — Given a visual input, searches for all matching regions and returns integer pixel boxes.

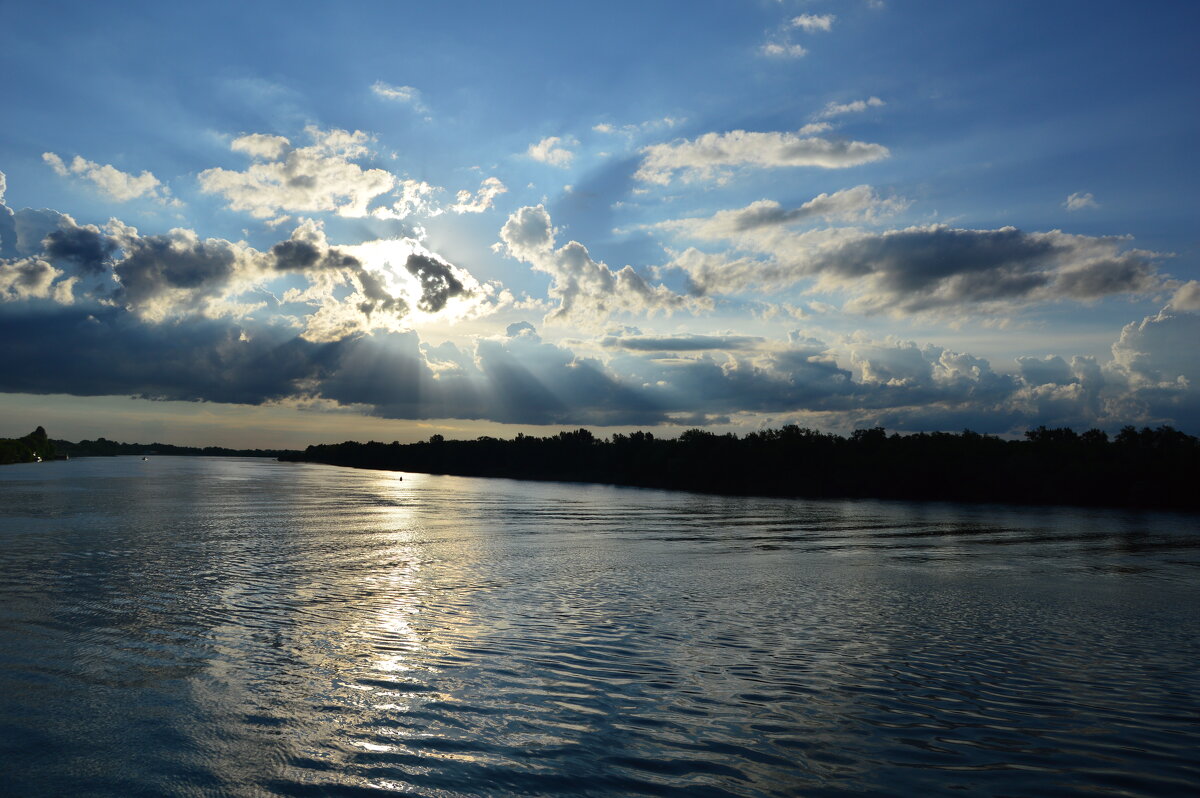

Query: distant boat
[142,456,148,461]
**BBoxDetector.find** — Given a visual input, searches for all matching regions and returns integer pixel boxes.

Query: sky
[1,0,1198,448]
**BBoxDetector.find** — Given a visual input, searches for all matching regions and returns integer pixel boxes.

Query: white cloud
[635,129,890,185]
[498,205,700,325]
[451,177,508,214]
[791,14,835,32]
[760,42,808,58]
[817,96,885,119]
[797,122,833,135]
[1168,280,1200,311]
[230,133,290,161]
[527,136,576,168]
[371,81,428,113]
[198,126,396,219]
[43,152,173,203]
[372,179,441,221]
[592,117,684,138]
[1065,191,1099,211]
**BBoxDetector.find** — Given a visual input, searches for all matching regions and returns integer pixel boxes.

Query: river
[1,456,1197,796]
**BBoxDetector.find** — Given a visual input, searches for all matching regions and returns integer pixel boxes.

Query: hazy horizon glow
[2,1,1198,447]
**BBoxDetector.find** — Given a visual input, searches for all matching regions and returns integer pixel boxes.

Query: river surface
[1,456,1198,797]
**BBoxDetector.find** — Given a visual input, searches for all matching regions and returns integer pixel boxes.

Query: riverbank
[280,425,1200,511]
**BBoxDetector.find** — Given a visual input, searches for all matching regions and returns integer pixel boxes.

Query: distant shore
[0,426,299,464]
[279,425,1200,511]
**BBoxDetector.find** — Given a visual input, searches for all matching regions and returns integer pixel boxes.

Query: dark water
[1,457,1198,797]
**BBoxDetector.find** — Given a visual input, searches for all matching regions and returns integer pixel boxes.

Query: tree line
[280,425,1200,510]
[0,426,57,464]
[0,427,296,463]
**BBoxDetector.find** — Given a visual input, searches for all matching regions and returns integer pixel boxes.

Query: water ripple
[1,457,1198,796]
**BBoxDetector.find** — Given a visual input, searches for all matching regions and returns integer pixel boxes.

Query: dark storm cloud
[817,227,1163,314]
[675,224,1165,316]
[43,225,118,274]
[113,230,246,310]
[313,331,666,426]
[270,238,360,272]
[0,306,344,405]
[405,252,468,313]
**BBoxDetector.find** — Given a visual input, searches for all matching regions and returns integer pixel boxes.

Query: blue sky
[1,0,1197,447]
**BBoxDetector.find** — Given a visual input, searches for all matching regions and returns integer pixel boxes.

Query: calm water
[1,457,1198,797]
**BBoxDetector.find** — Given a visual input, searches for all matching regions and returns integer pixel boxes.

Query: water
[1,456,1198,797]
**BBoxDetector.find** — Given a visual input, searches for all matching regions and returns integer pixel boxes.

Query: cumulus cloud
[635,129,889,185]
[450,176,507,213]
[817,96,885,119]
[1,171,489,342]
[107,220,267,322]
[43,223,119,274]
[371,179,441,220]
[667,219,1165,316]
[43,152,173,203]
[498,205,699,325]
[199,126,396,218]
[0,173,18,259]
[0,257,68,303]
[792,14,835,32]
[3,171,1198,433]
[1065,191,1099,211]
[1168,280,1200,311]
[527,136,576,167]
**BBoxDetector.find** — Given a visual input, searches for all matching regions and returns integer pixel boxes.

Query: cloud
[1065,191,1099,211]
[371,179,441,220]
[0,257,68,303]
[760,42,808,58]
[1168,280,1200,311]
[791,14,835,32]
[199,126,396,218]
[817,96,885,119]
[43,223,119,274]
[371,81,427,111]
[592,117,684,138]
[657,185,908,239]
[527,136,576,168]
[635,129,889,185]
[668,222,1165,316]
[107,220,267,322]
[601,333,764,351]
[450,176,507,213]
[1,172,489,342]
[43,152,173,203]
[498,205,699,325]
[2,238,1198,432]
[3,172,1197,433]
[0,173,18,259]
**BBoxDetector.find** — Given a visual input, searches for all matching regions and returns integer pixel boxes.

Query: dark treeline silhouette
[0,427,297,461]
[53,437,297,459]
[281,425,1200,510]
[0,427,56,464]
